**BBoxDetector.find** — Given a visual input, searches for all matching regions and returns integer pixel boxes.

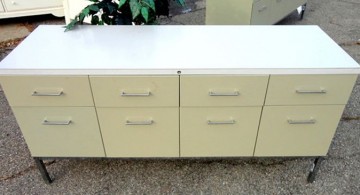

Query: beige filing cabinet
[0,25,359,183]
[206,0,307,25]
[0,0,64,19]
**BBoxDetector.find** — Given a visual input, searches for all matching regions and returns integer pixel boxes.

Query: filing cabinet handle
[125,120,153,125]
[208,91,240,96]
[42,119,72,125]
[287,119,316,124]
[295,89,327,94]
[207,120,236,125]
[121,91,151,97]
[258,6,267,12]
[32,90,64,96]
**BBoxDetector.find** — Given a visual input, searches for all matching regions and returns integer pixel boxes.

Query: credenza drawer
[0,76,94,107]
[97,108,179,157]
[180,107,262,157]
[180,76,268,107]
[90,76,179,107]
[265,75,357,105]
[12,107,105,157]
[3,0,62,11]
[254,105,345,156]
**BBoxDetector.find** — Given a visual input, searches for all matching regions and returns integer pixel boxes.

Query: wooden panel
[90,76,179,107]
[254,105,345,156]
[0,76,94,107]
[3,0,62,11]
[206,0,253,24]
[12,107,105,157]
[181,76,268,107]
[251,0,273,24]
[180,107,262,157]
[97,108,179,157]
[265,75,357,105]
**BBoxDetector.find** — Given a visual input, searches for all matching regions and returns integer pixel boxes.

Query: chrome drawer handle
[207,120,236,125]
[287,119,316,124]
[121,91,151,97]
[295,89,327,94]
[125,120,153,125]
[32,90,63,96]
[42,119,72,125]
[209,91,240,96]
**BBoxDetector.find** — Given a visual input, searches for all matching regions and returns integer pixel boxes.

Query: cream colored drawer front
[265,75,357,105]
[251,0,272,25]
[181,76,268,107]
[206,0,253,25]
[12,107,105,157]
[3,0,62,11]
[90,76,179,107]
[0,76,94,107]
[97,108,179,157]
[254,105,345,156]
[180,107,262,157]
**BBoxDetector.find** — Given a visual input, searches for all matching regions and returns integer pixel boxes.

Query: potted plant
[65,0,186,31]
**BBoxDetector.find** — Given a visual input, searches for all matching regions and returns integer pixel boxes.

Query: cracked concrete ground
[0,0,360,194]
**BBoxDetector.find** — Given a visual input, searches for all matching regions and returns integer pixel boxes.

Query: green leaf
[129,0,141,19]
[82,7,90,16]
[141,7,149,22]
[87,0,99,2]
[118,0,127,9]
[142,0,155,11]
[176,0,186,7]
[91,15,100,25]
[88,4,99,12]
[64,18,78,32]
[79,13,86,23]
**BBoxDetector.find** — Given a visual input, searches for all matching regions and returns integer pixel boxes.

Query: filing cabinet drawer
[12,107,105,157]
[265,75,357,105]
[3,0,62,11]
[181,76,268,107]
[180,107,262,157]
[254,105,345,156]
[0,76,94,107]
[97,108,179,157]
[251,0,272,25]
[90,76,179,107]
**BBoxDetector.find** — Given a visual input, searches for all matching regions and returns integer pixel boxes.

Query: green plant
[65,0,186,31]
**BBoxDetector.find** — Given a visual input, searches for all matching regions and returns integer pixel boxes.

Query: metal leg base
[307,157,324,183]
[34,157,52,184]
[300,3,307,20]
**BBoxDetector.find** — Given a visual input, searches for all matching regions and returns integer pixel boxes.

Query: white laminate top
[0,25,359,75]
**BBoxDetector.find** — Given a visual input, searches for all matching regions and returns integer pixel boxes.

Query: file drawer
[12,107,105,157]
[265,75,357,105]
[181,76,268,107]
[251,0,272,24]
[254,105,345,156]
[97,108,179,157]
[0,76,94,107]
[90,76,179,107]
[3,0,62,11]
[180,107,262,157]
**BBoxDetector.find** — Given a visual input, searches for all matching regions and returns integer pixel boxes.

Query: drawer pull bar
[121,91,151,97]
[209,91,240,96]
[207,120,236,125]
[287,119,316,125]
[125,120,153,125]
[296,89,327,94]
[32,91,63,96]
[42,119,72,125]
